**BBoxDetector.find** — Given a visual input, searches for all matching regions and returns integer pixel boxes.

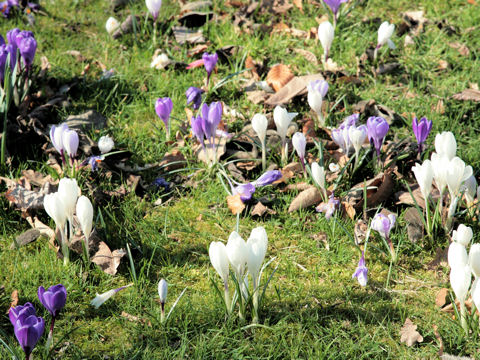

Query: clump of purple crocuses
[9,302,45,360]
[0,28,37,80]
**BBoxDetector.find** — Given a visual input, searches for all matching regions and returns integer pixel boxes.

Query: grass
[1,0,480,358]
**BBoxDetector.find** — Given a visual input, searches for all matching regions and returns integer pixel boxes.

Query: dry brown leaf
[323,58,344,72]
[293,0,302,11]
[245,56,260,80]
[91,242,126,276]
[293,48,318,65]
[312,232,329,250]
[402,10,427,36]
[265,73,324,106]
[448,42,470,56]
[251,201,276,217]
[404,207,424,243]
[121,311,152,326]
[452,89,480,102]
[227,194,245,215]
[395,184,426,208]
[1,177,53,214]
[400,318,423,347]
[433,99,445,114]
[354,220,368,245]
[266,64,294,92]
[436,288,449,308]
[433,324,444,357]
[10,290,19,309]
[284,182,311,192]
[21,170,57,187]
[342,201,356,220]
[288,187,322,212]
[159,149,187,171]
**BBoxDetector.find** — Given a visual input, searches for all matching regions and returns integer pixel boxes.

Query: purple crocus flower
[11,313,45,358]
[0,44,9,82]
[202,52,218,84]
[371,213,396,239]
[38,284,67,318]
[153,177,170,191]
[9,302,36,326]
[412,116,432,154]
[17,35,36,71]
[323,0,348,21]
[201,101,222,141]
[185,86,204,110]
[191,115,205,145]
[341,113,359,128]
[62,129,79,159]
[233,183,256,202]
[252,170,282,187]
[366,116,389,157]
[352,252,368,287]
[316,192,339,220]
[155,97,173,131]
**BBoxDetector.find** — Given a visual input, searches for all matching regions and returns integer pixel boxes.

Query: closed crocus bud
[191,115,204,143]
[452,224,473,247]
[469,244,480,278]
[201,102,222,140]
[273,105,297,142]
[246,226,268,282]
[448,242,468,269]
[50,123,69,154]
[446,157,473,199]
[185,86,203,110]
[349,125,367,155]
[76,195,93,240]
[209,242,229,284]
[412,117,432,153]
[226,231,248,279]
[62,129,79,159]
[106,17,120,35]
[366,116,389,156]
[435,131,456,160]
[90,284,132,309]
[155,97,173,130]
[450,264,471,304]
[251,113,268,144]
[292,132,306,164]
[98,135,114,154]
[411,160,433,202]
[252,170,282,187]
[146,0,162,21]
[462,175,477,206]
[202,52,218,79]
[38,284,67,317]
[58,178,80,220]
[431,153,449,195]
[43,192,67,230]
[377,21,395,49]
[318,21,334,61]
[307,80,328,120]
[311,162,325,190]
[158,279,168,304]
[352,252,368,287]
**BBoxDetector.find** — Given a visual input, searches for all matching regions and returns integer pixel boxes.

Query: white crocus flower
[435,131,456,160]
[377,21,395,49]
[105,17,120,35]
[226,231,248,281]
[469,244,480,278]
[90,284,133,309]
[318,21,334,62]
[446,157,473,200]
[273,106,297,163]
[411,160,433,202]
[98,135,114,154]
[251,113,269,170]
[452,224,473,247]
[448,242,468,269]
[431,152,449,195]
[462,175,477,208]
[209,241,230,285]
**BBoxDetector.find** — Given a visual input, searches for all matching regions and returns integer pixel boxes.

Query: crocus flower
[17,35,36,71]
[9,302,36,326]
[38,284,67,318]
[371,213,396,239]
[158,279,168,304]
[226,231,248,281]
[0,44,8,82]
[412,117,432,154]
[155,97,173,138]
[411,160,433,202]
[452,224,473,247]
[446,157,473,200]
[376,21,395,51]
[252,170,282,187]
[274,105,298,163]
[292,132,306,172]
[98,135,114,154]
[202,52,218,84]
[450,264,471,330]
[201,101,222,142]
[10,309,45,359]
[49,123,69,159]
[252,113,269,170]
[43,192,67,233]
[348,124,367,162]
[90,284,133,309]
[145,0,162,21]
[430,152,449,196]
[76,195,93,257]
[331,125,351,155]
[435,131,456,160]
[469,244,480,278]
[62,129,79,159]
[191,115,205,145]
[307,80,328,125]
[232,183,256,202]
[323,0,348,22]
[6,28,19,53]
[209,241,230,285]
[87,155,103,171]
[352,252,368,287]
[185,86,203,110]
[106,17,120,35]
[448,242,468,269]
[318,21,334,62]
[150,53,170,69]
[311,162,326,196]
[57,178,79,223]
[316,192,339,220]
[153,177,170,191]
[462,175,477,209]
[366,116,389,157]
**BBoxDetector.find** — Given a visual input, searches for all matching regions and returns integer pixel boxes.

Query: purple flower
[412,116,432,154]
[352,252,368,287]
[316,193,339,220]
[233,183,256,202]
[38,284,67,318]
[6,28,20,48]
[87,155,103,171]
[186,86,203,110]
[331,125,351,155]
[17,35,36,71]
[9,304,45,358]
[201,102,222,141]
[252,170,282,187]
[155,97,173,131]
[371,213,396,239]
[366,116,389,156]
[341,113,359,129]
[9,302,36,326]
[191,115,205,144]
[323,0,348,18]
[308,79,329,97]
[202,52,218,82]
[0,44,9,81]
[62,129,79,159]
[49,123,68,154]
[153,177,170,191]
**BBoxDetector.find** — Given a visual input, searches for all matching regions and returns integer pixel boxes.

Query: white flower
[446,157,473,199]
[150,53,170,69]
[462,175,477,206]
[329,162,340,172]
[307,80,328,119]
[452,224,473,247]
[431,152,450,195]
[226,231,248,280]
[311,162,325,190]
[450,264,471,304]
[411,160,433,202]
[472,278,480,311]
[251,114,268,144]
[106,17,120,35]
[209,242,229,284]
[435,131,456,160]
[273,106,297,142]
[469,244,480,278]
[292,132,306,161]
[43,192,67,230]
[377,21,395,49]
[348,125,367,156]
[448,242,468,269]
[146,0,162,19]
[76,196,93,241]
[158,279,168,303]
[91,289,117,309]
[98,135,114,154]
[57,178,80,220]
[318,21,334,59]
[246,227,268,283]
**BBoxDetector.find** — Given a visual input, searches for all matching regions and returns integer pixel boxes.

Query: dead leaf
[292,0,302,11]
[10,290,19,309]
[121,311,152,326]
[266,64,294,92]
[448,42,470,56]
[91,242,126,276]
[436,288,449,308]
[172,26,205,44]
[251,201,276,217]
[354,220,368,245]
[293,48,318,65]
[265,73,324,106]
[313,232,329,250]
[159,149,186,171]
[400,318,423,347]
[323,58,344,72]
[402,10,427,36]
[288,187,322,212]
[452,89,480,102]
[66,50,87,62]
[21,170,57,187]
[342,201,356,220]
[433,99,445,114]
[433,324,444,356]
[1,177,54,215]
[227,194,245,215]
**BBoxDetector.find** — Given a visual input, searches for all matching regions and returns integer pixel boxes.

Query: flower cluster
[0,0,39,19]
[0,28,37,81]
[49,123,79,165]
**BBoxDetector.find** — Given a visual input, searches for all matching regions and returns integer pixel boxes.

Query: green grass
[1,0,480,358]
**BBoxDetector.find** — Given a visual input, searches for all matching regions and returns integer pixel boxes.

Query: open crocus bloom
[371,213,396,239]
[209,241,230,284]
[452,224,473,247]
[377,21,395,49]
[446,157,473,199]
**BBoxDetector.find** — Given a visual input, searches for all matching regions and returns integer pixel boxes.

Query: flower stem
[224,281,231,315]
[252,277,259,324]
[460,302,468,334]
[160,303,165,323]
[45,317,55,350]
[261,141,266,171]
[59,227,69,266]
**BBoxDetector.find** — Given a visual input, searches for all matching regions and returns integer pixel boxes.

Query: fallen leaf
[292,0,302,11]
[66,50,87,62]
[400,318,423,347]
[436,288,449,308]
[172,26,205,44]
[452,89,480,102]
[293,48,318,65]
[323,58,344,72]
[288,187,322,212]
[404,207,424,243]
[251,201,276,217]
[227,194,245,215]
[266,64,294,92]
[1,177,54,215]
[433,99,445,114]
[402,10,427,36]
[10,290,19,309]
[159,149,187,171]
[121,311,152,326]
[91,242,126,276]
[433,324,444,356]
[440,355,474,360]
[342,201,356,220]
[265,73,325,106]
[354,220,368,245]
[313,232,329,250]
[448,42,470,56]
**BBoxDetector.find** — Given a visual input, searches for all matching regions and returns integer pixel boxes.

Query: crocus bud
[57,178,80,220]
[452,224,473,247]
[43,192,67,230]
[352,252,368,287]
[155,97,173,131]
[246,226,268,281]
[469,244,480,278]
[106,17,120,35]
[462,175,477,206]
[62,129,79,159]
[209,242,230,284]
[76,195,93,240]
[292,132,306,164]
[251,113,268,144]
[450,264,471,304]
[18,36,36,70]
[411,160,433,202]
[98,135,114,154]
[158,279,168,304]
[448,242,468,269]
[273,105,297,142]
[191,115,204,143]
[311,162,326,190]
[253,170,282,187]
[435,131,456,160]
[38,284,67,317]
[377,21,395,49]
[307,80,328,121]
[371,213,396,239]
[145,0,162,21]
[431,153,449,195]
[412,117,432,153]
[50,123,69,154]
[202,52,218,80]
[349,125,367,155]
[90,284,132,309]
[226,231,248,279]
[366,116,389,156]
[446,157,473,199]
[201,102,222,140]
[185,86,203,110]
[318,21,334,61]
[11,309,44,358]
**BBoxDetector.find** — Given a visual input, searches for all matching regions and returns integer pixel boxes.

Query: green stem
[0,108,7,166]
[386,259,393,289]
[252,277,259,324]
[224,281,231,315]
[261,141,266,171]
[460,302,467,334]
[425,196,432,237]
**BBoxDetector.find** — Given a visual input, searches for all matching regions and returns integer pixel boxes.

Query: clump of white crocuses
[209,226,275,323]
[448,224,480,333]
[43,178,94,265]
